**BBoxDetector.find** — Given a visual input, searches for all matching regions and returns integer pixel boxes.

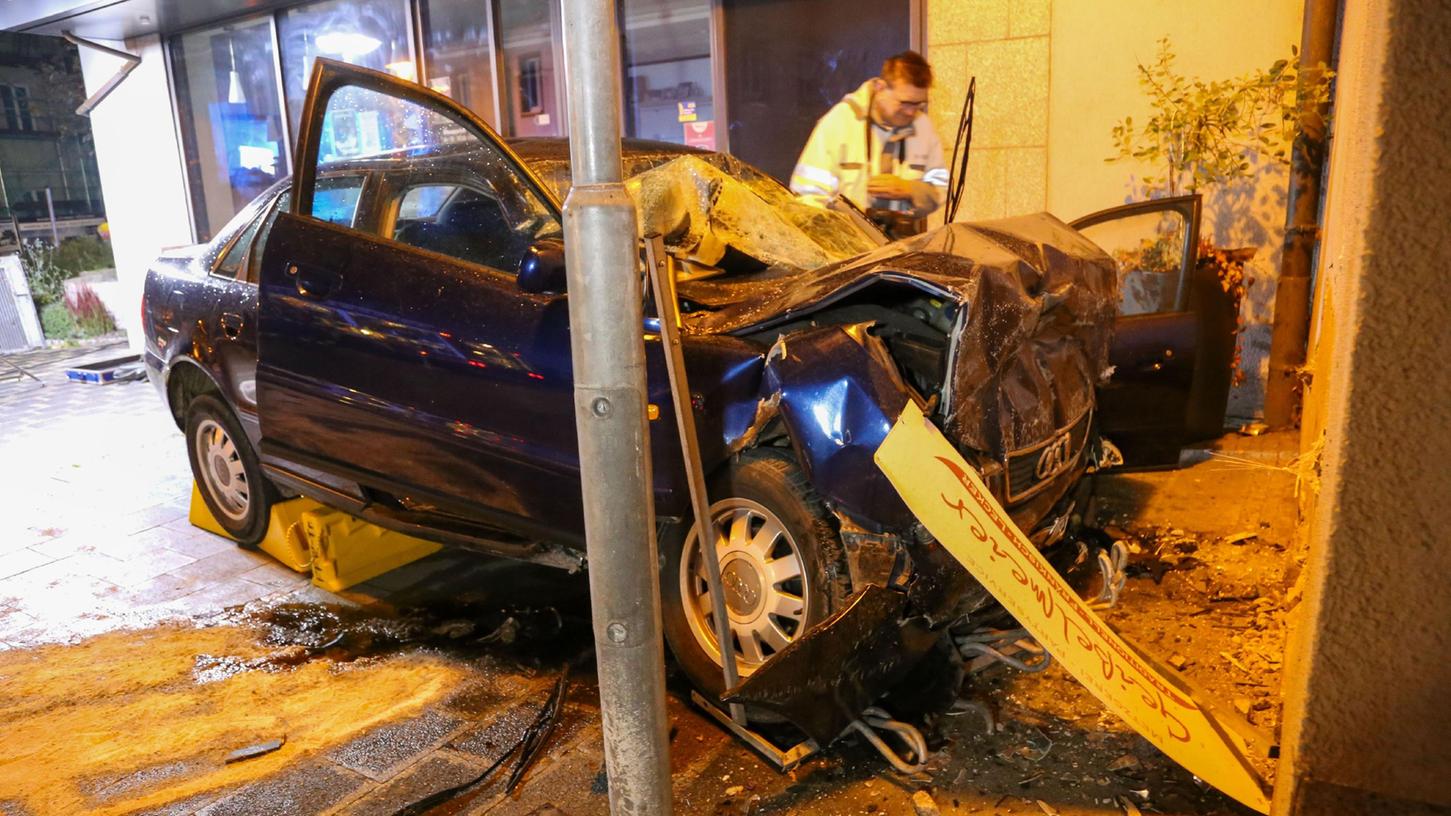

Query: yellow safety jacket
[790,80,948,217]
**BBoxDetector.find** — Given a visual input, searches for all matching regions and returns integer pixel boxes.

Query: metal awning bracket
[61,31,141,116]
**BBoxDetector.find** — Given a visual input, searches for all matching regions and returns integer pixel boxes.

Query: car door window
[213,204,268,281]
[311,83,558,272]
[1070,196,1200,317]
[388,182,521,271]
[311,176,365,227]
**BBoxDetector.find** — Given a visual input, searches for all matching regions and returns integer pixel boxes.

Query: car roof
[505,137,707,167]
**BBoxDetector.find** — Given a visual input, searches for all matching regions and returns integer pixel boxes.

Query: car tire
[185,393,274,548]
[660,448,852,710]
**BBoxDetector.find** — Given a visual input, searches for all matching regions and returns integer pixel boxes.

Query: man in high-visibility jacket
[790,51,949,222]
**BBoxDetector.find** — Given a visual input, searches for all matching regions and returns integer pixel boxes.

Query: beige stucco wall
[1274,0,1451,811]
[926,0,1305,418]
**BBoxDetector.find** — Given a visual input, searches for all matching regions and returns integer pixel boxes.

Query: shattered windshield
[531,152,884,274]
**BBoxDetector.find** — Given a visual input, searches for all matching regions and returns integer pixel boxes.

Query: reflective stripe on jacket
[790,80,948,217]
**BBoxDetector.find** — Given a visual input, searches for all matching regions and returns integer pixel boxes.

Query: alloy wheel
[194,418,250,522]
[679,498,810,674]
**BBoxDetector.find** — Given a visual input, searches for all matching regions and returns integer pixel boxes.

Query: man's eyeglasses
[883,87,928,112]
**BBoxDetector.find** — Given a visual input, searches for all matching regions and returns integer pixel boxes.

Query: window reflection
[313,83,558,272]
[498,0,563,137]
[280,0,415,139]
[171,16,286,241]
[420,0,501,130]
[621,0,715,148]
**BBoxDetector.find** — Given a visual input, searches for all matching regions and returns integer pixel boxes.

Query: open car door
[255,59,581,544]
[1071,195,1238,466]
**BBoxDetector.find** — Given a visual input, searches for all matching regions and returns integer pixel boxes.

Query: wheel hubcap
[679,499,809,674]
[195,419,250,523]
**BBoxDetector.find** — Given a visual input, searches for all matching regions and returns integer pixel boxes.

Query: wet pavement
[0,341,1299,815]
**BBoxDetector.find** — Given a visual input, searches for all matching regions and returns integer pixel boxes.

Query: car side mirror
[517,238,567,294]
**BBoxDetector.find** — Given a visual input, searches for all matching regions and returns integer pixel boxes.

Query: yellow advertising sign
[875,402,1271,813]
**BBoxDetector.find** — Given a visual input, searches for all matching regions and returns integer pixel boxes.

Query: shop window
[280,0,416,140]
[620,0,714,148]
[171,15,287,242]
[419,0,501,130]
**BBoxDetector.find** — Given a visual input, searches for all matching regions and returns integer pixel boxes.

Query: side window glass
[312,177,364,227]
[313,83,558,272]
[1077,210,1190,316]
[390,182,518,271]
[213,201,269,280]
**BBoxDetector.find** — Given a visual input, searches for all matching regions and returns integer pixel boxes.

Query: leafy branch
[1108,38,1333,196]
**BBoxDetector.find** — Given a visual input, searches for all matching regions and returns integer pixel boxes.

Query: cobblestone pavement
[0,340,1298,816]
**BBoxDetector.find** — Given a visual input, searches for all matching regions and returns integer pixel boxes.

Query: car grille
[1003,409,1093,504]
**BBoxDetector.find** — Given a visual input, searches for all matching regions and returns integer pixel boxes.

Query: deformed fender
[761,322,918,532]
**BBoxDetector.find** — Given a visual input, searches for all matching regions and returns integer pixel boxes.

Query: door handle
[219,312,244,339]
[289,262,341,299]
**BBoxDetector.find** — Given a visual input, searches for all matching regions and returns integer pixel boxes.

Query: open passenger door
[1071,196,1238,466]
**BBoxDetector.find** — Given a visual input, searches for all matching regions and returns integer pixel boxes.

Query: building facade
[0,31,105,246]
[3,0,1305,419]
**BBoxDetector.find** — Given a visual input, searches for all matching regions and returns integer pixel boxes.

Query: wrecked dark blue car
[144,61,1234,744]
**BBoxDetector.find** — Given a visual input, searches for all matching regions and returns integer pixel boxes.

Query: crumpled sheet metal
[722,585,939,746]
[625,154,881,272]
[678,215,1119,457]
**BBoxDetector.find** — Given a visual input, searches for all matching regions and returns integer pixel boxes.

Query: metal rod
[62,31,141,117]
[560,1,672,814]
[644,236,745,725]
[1264,0,1338,427]
[44,188,58,245]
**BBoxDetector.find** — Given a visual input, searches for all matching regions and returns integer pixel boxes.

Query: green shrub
[65,283,116,337]
[19,240,65,308]
[40,301,76,339]
[53,235,115,275]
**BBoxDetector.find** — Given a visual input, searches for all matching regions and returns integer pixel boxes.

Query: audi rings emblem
[1035,432,1073,481]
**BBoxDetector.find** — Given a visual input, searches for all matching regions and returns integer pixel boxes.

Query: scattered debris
[911,789,940,816]
[223,737,285,764]
[1221,651,1252,673]
[1106,754,1141,774]
[1238,422,1269,436]
[1225,531,1258,545]
[1117,795,1144,815]
[391,665,571,816]
[1167,654,1189,671]
[1035,800,1060,815]
[504,667,572,793]
[724,785,744,796]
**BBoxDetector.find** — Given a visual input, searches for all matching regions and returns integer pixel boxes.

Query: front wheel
[660,448,851,702]
[185,393,275,547]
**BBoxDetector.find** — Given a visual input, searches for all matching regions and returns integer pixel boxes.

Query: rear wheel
[185,393,274,547]
[661,448,851,703]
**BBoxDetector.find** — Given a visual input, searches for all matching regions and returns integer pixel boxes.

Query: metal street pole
[1263,0,1337,427]
[559,1,672,814]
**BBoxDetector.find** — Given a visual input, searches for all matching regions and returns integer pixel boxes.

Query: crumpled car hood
[677,215,1120,457]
